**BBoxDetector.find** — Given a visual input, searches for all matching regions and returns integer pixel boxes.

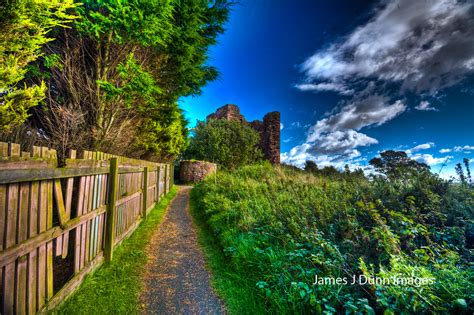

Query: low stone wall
[180,160,217,182]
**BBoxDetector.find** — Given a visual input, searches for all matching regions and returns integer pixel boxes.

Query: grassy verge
[191,163,474,314]
[189,188,266,315]
[55,186,178,314]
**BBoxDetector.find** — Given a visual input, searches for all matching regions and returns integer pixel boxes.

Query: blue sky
[181,0,474,178]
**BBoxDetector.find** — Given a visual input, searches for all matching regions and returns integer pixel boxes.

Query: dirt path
[140,186,225,315]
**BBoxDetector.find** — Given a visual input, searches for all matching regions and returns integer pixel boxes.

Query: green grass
[191,163,474,314]
[189,189,266,315]
[54,186,178,314]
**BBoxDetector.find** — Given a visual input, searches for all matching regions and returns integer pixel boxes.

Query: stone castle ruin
[207,104,280,164]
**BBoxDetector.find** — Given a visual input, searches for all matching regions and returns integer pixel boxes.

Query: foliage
[304,160,365,180]
[186,119,263,169]
[132,104,189,160]
[1,0,232,162]
[193,162,474,314]
[190,190,267,314]
[0,0,76,133]
[56,186,178,314]
[369,150,430,180]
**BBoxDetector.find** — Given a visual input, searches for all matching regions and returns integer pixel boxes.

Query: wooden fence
[0,142,174,314]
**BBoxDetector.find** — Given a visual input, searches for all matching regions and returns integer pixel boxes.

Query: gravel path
[140,186,226,315]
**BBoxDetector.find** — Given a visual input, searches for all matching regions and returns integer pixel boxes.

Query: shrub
[185,119,263,169]
[193,163,474,314]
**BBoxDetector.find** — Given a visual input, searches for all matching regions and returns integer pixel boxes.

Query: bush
[193,163,474,314]
[185,119,263,169]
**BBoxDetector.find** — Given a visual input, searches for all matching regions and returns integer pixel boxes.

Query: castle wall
[261,112,280,164]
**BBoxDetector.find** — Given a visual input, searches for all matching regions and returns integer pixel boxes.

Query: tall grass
[193,163,473,314]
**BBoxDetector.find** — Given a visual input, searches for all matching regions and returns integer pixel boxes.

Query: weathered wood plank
[4,181,19,313]
[16,254,28,314]
[47,180,53,230]
[9,143,21,157]
[142,167,148,219]
[18,182,30,242]
[37,179,48,310]
[0,184,6,250]
[104,158,118,262]
[4,263,15,314]
[118,166,144,174]
[55,235,63,257]
[16,181,30,313]
[74,176,85,273]
[0,142,8,157]
[53,179,68,228]
[83,175,92,264]
[157,167,161,200]
[61,175,74,258]
[6,184,18,249]
[28,178,39,314]
[46,241,53,300]
[27,249,38,315]
[37,244,46,310]
[0,204,106,269]
[32,146,41,158]
[46,180,54,301]
[0,167,109,184]
[29,182,39,237]
[85,218,91,264]
[0,159,56,170]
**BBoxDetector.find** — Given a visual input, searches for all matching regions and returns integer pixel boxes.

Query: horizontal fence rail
[0,142,174,314]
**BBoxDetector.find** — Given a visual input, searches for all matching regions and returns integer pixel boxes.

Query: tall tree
[19,0,231,163]
[29,0,231,161]
[369,150,430,180]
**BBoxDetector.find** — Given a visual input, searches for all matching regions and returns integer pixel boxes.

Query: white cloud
[439,148,452,153]
[406,142,435,154]
[454,145,474,152]
[282,137,293,143]
[403,143,452,166]
[280,123,284,130]
[307,96,406,142]
[410,153,453,166]
[300,0,474,94]
[280,130,377,168]
[290,121,302,128]
[286,0,474,169]
[283,94,405,169]
[308,130,378,155]
[415,101,439,111]
[294,83,354,95]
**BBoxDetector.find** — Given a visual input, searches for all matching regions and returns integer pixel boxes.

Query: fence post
[156,167,160,201]
[164,164,168,194]
[142,166,148,219]
[104,157,118,262]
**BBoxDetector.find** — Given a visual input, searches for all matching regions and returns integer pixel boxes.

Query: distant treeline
[0,0,232,162]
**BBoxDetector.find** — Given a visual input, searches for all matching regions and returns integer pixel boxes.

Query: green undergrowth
[190,190,267,314]
[192,162,473,314]
[54,186,178,314]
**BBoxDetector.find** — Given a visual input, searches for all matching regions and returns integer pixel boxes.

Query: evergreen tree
[13,0,232,161]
